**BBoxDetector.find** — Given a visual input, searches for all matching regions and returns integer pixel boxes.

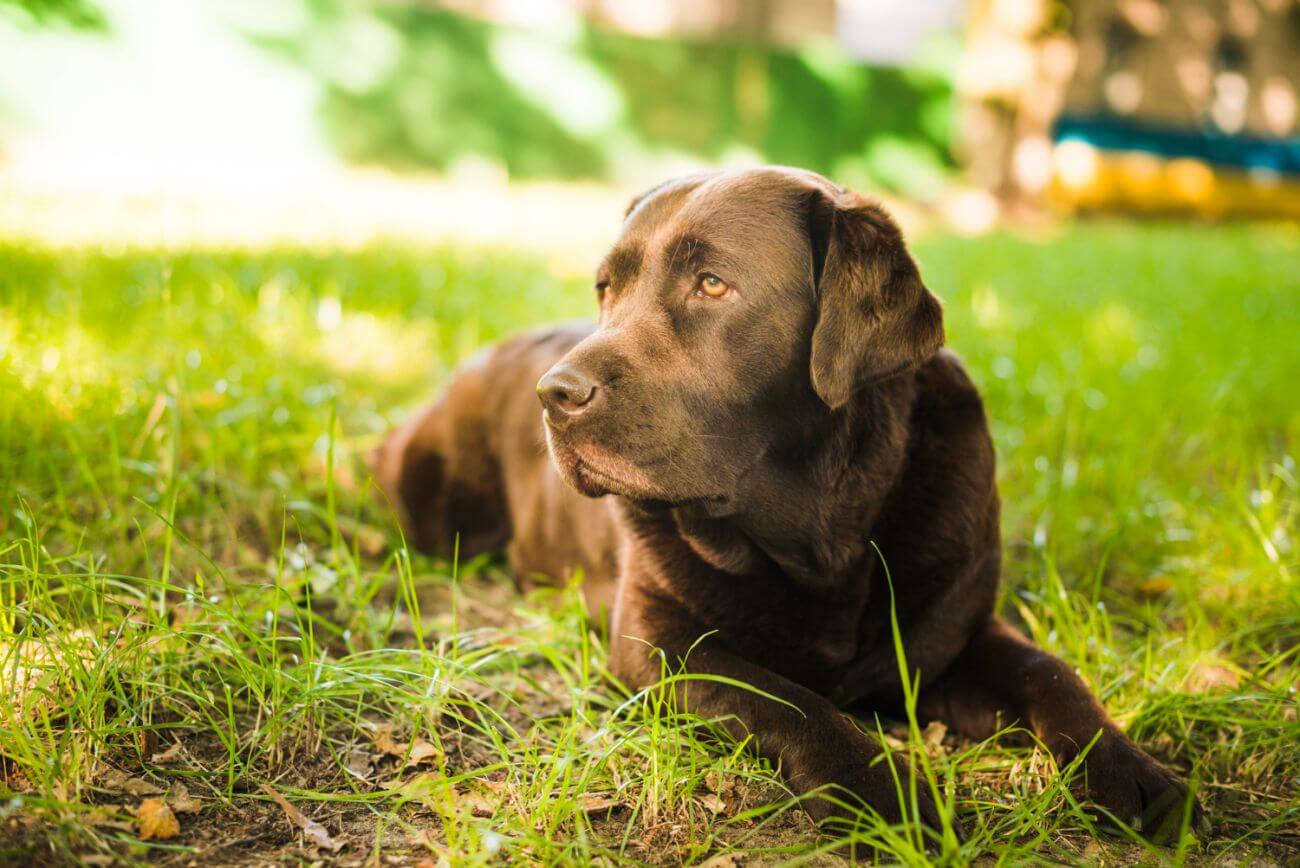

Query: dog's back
[372,324,621,611]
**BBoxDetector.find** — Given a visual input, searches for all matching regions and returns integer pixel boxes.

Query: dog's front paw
[1081,730,1203,843]
[795,750,958,858]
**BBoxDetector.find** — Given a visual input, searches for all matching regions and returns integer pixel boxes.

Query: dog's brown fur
[373,167,1196,844]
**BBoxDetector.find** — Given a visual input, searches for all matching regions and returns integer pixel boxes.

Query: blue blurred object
[1054,114,1300,177]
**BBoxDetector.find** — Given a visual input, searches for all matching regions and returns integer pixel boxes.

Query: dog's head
[538,167,943,507]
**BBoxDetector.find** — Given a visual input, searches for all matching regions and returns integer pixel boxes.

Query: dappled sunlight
[255,289,443,386]
[968,283,1008,330]
[1085,301,1141,361]
[0,313,120,416]
[0,171,630,269]
[0,628,103,731]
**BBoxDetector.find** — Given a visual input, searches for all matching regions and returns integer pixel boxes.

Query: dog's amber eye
[695,273,730,299]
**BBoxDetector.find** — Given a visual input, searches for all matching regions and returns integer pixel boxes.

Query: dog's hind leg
[370,375,512,560]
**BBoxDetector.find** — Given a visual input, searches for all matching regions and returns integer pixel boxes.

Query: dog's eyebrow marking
[663,234,720,275]
[599,244,644,286]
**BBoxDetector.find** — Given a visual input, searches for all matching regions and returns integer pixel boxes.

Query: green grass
[1,222,1297,865]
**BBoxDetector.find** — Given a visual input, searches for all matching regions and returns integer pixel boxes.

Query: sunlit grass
[1,223,1297,864]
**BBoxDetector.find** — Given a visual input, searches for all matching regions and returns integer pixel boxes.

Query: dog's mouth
[569,458,625,499]
[548,437,725,508]
[561,442,664,501]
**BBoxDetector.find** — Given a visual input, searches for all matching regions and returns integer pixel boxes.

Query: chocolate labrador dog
[374,167,1196,844]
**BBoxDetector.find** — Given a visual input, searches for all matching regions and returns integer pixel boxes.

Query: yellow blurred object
[1051,141,1300,219]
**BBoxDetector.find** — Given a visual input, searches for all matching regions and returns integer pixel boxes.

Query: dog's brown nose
[537,365,598,417]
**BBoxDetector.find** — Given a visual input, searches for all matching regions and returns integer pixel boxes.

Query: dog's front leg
[917,617,1201,841]
[611,594,945,845]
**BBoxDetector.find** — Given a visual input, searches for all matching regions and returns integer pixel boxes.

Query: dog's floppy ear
[805,189,944,409]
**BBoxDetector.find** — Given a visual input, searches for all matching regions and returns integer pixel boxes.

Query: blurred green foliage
[0,0,103,29]
[265,3,955,196]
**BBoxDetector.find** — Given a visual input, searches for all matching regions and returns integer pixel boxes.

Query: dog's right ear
[804,188,945,410]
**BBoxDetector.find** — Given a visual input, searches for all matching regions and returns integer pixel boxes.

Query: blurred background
[3,0,1297,261]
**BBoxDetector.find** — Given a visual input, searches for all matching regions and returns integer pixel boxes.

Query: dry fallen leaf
[370,723,404,757]
[86,804,135,832]
[344,750,374,780]
[393,771,441,797]
[403,739,442,769]
[369,723,442,769]
[407,827,444,854]
[136,798,180,840]
[923,720,949,752]
[167,782,202,814]
[699,793,726,815]
[260,783,344,853]
[581,794,615,814]
[455,786,497,818]
[100,769,163,796]
[698,855,740,868]
[76,855,115,867]
[126,778,163,796]
[150,741,185,765]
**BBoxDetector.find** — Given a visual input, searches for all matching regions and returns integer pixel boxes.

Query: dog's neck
[670,373,917,589]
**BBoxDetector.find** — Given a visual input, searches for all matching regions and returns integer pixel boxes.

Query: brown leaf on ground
[392,771,441,797]
[923,720,949,752]
[150,741,185,765]
[86,804,135,832]
[403,739,442,769]
[260,783,344,853]
[698,855,740,868]
[345,749,374,780]
[370,723,404,757]
[704,769,731,795]
[77,855,115,867]
[99,769,163,796]
[699,793,726,815]
[581,794,616,814]
[369,723,441,768]
[455,786,497,818]
[135,797,180,840]
[166,782,202,814]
